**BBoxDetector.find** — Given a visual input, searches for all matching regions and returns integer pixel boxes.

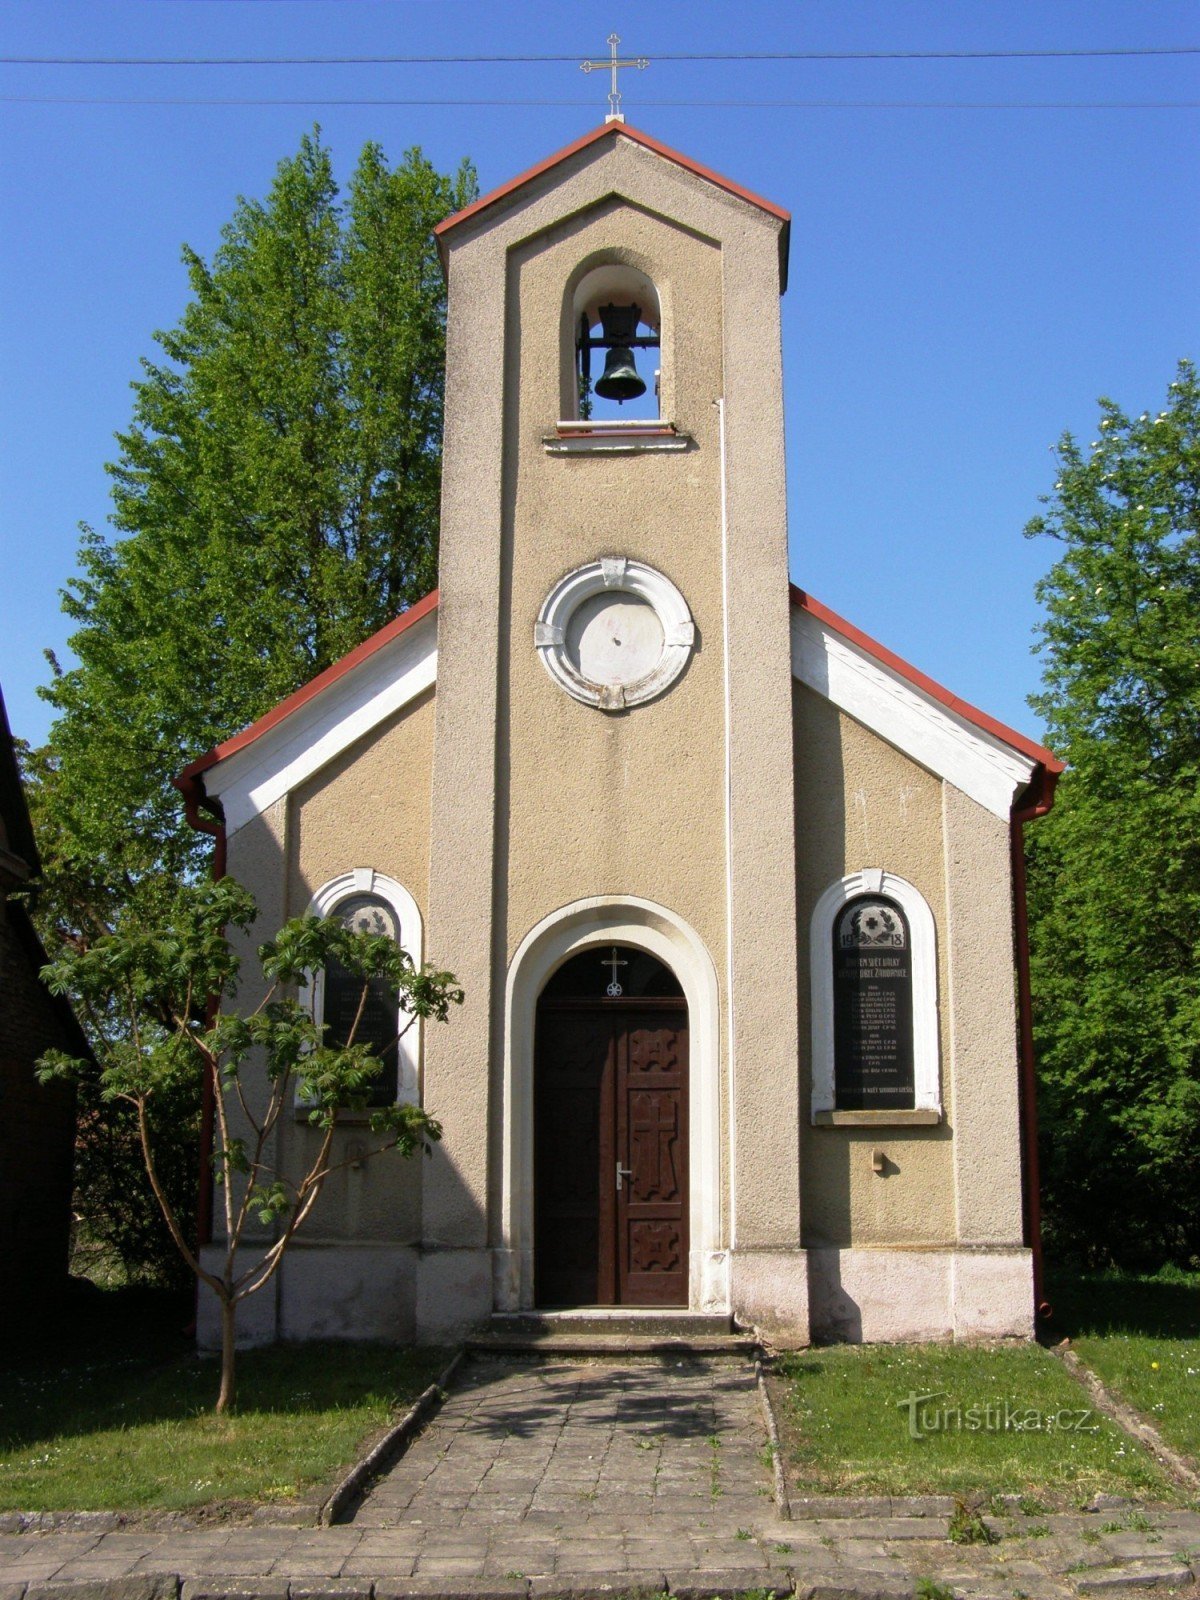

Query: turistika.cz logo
[897,1391,1099,1440]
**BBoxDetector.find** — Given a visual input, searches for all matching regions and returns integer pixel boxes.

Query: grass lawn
[773,1341,1172,1504]
[1048,1270,1200,1469]
[0,1287,446,1513]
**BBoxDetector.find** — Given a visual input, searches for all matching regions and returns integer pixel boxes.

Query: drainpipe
[714,396,737,1260]
[1010,764,1059,1324]
[171,769,227,1271]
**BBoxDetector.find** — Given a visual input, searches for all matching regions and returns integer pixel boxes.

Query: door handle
[616,1161,634,1192]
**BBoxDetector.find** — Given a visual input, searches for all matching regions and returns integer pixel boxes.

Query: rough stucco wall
[426,132,800,1293]
[221,691,439,1260]
[943,782,1023,1244]
[793,682,955,1246]
[282,694,436,1246]
[226,801,289,1096]
[288,689,434,917]
[220,801,290,1274]
[502,203,726,980]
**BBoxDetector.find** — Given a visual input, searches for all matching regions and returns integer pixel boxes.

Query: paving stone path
[351,1355,771,1535]
[3,1353,1200,1599]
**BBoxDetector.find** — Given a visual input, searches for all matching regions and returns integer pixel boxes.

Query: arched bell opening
[569,262,662,424]
[534,943,689,1307]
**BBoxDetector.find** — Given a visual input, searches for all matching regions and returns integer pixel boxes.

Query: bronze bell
[593,302,646,404]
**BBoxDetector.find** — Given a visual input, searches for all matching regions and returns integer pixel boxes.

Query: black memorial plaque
[324,894,400,1105]
[833,898,914,1110]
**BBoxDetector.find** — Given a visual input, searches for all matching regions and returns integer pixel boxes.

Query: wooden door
[533,1005,612,1307]
[616,1010,689,1306]
[534,999,688,1308]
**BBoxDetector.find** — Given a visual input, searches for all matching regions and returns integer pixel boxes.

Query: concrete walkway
[2,1354,1199,1600]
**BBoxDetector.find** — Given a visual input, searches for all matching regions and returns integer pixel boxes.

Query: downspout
[171,769,227,1271]
[1010,764,1059,1323]
[715,396,737,1262]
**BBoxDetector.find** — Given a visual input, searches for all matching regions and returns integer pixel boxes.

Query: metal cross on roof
[580,33,648,124]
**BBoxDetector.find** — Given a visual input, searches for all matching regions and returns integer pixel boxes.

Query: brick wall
[0,900,78,1306]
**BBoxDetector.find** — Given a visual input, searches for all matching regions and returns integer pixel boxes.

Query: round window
[534,557,694,711]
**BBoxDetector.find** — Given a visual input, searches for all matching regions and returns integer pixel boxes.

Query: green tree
[35,130,475,901]
[1025,359,1200,1269]
[23,132,474,1283]
[40,877,463,1412]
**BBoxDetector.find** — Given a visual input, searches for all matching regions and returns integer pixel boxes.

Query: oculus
[534,557,694,711]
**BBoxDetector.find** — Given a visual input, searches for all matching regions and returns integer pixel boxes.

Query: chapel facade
[178,123,1061,1348]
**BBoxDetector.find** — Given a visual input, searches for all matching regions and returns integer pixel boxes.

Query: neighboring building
[178,122,1061,1348]
[0,687,81,1319]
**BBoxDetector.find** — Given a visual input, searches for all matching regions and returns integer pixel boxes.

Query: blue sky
[1,0,1196,751]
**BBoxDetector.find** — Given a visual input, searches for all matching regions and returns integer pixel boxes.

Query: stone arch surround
[496,895,727,1313]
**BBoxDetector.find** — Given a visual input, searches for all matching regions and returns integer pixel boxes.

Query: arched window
[810,870,940,1122]
[568,263,662,423]
[301,870,424,1107]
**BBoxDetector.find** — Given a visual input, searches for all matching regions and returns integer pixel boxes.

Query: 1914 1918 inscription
[833,897,914,1109]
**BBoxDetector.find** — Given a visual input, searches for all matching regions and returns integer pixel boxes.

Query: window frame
[809,868,941,1123]
[299,869,424,1108]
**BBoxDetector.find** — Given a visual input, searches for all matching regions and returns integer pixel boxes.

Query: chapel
[177,121,1061,1348]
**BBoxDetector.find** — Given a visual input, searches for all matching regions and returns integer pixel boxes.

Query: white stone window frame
[298,868,424,1107]
[534,557,695,711]
[809,868,941,1122]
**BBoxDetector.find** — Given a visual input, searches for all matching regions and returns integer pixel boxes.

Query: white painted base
[195,1245,277,1351]
[807,1246,1033,1344]
[280,1243,418,1342]
[415,1246,493,1341]
[196,1242,420,1349]
[696,1248,731,1312]
[195,1241,1032,1350]
[730,1249,810,1347]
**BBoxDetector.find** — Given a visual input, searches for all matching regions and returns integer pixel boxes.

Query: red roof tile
[789,583,1062,776]
[176,589,439,782]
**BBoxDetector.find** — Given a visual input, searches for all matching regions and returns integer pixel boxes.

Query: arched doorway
[534,945,689,1307]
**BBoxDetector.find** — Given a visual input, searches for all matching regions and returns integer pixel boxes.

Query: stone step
[466,1331,759,1357]
[485,1309,739,1337]
[467,1311,757,1357]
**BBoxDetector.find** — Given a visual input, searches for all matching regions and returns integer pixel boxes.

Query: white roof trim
[205,611,437,836]
[790,605,1035,820]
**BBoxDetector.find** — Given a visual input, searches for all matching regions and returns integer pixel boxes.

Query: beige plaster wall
[226,800,290,1134]
[287,689,434,918]
[793,682,956,1247]
[281,690,437,1247]
[219,801,291,1283]
[214,694,438,1271]
[943,782,1024,1245]
[501,204,727,987]
[793,681,1027,1255]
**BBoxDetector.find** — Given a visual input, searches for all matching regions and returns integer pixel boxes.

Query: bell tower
[416,123,808,1338]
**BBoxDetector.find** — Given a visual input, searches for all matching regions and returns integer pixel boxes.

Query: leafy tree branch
[39,876,463,1411]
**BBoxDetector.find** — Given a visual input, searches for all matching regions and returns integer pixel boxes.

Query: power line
[4,95,1197,110]
[2,46,1198,66]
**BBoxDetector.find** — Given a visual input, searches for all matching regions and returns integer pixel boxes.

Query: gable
[176,579,1058,839]
[435,122,790,290]
[789,588,1060,821]
[181,595,437,838]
